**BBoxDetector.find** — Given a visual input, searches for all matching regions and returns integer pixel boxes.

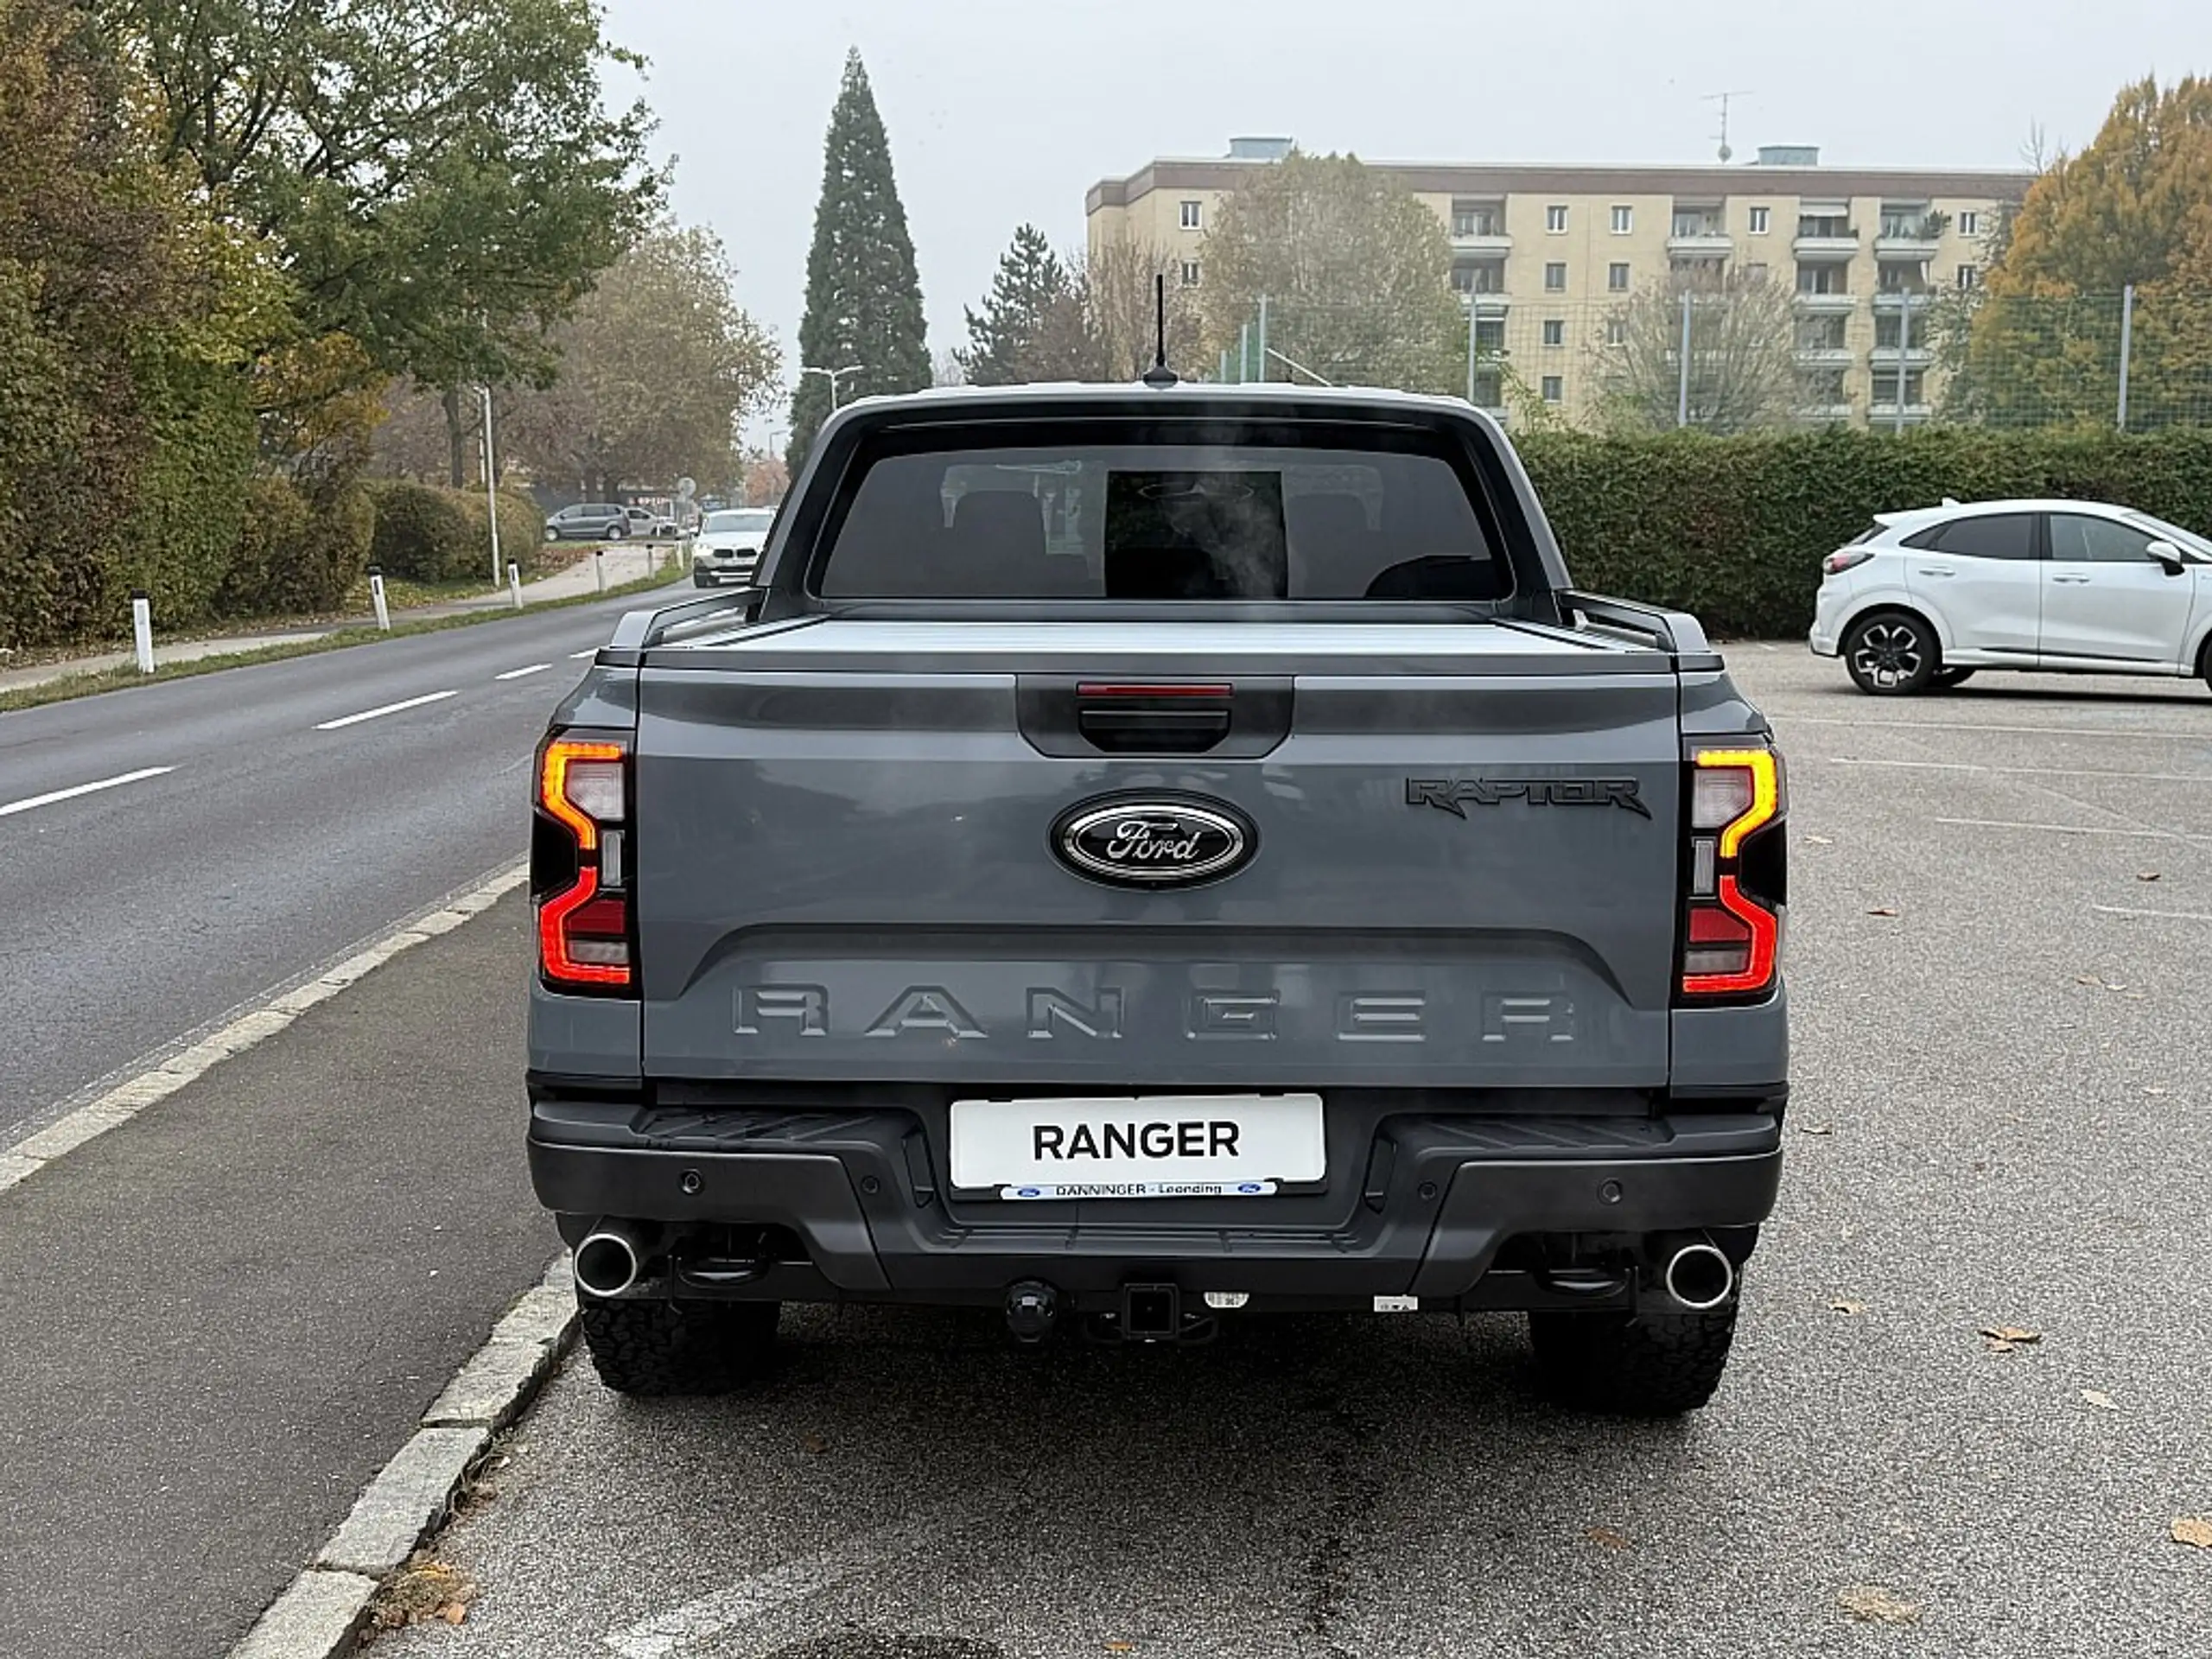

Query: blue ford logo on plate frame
[1050,795,1257,890]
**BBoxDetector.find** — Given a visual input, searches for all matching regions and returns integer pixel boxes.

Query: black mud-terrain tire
[1842,611,1941,696]
[1931,666,1976,690]
[1528,1300,1739,1416]
[577,1297,779,1396]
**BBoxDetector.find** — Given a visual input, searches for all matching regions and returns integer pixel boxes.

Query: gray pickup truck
[528,383,1788,1415]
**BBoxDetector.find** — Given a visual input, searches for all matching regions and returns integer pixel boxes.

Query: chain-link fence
[1204,289,2212,435]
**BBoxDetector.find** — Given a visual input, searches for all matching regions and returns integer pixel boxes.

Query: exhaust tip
[1662,1242,1735,1312]
[575,1230,641,1299]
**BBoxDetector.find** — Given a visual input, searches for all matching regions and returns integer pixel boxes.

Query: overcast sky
[601,0,2202,437]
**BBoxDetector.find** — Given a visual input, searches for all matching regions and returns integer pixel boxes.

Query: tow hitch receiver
[1121,1282,1182,1342]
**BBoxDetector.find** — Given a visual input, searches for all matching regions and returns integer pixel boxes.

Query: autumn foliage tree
[1947,75,2212,429]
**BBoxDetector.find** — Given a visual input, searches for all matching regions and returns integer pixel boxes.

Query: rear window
[814,430,1505,602]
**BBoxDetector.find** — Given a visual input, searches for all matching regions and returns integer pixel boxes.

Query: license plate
[949,1094,1325,1198]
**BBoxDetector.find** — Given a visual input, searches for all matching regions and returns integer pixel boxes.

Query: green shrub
[1516,427,2212,638]
[365,478,480,582]
[217,474,374,616]
[461,486,549,574]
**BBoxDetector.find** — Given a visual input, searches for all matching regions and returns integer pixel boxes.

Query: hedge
[365,480,545,583]
[1516,427,2212,639]
[217,475,374,617]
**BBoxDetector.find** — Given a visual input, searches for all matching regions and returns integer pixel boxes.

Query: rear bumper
[529,1095,1783,1308]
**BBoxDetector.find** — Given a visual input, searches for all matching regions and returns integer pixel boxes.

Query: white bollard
[367,566,391,631]
[594,549,607,594]
[507,561,524,609]
[130,589,155,674]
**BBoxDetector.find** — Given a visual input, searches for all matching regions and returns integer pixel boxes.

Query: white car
[690,507,776,587]
[1810,499,2212,695]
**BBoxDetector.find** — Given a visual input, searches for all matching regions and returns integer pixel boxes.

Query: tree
[1942,76,2212,429]
[499,224,779,498]
[957,225,1071,385]
[1196,151,1463,392]
[111,0,661,474]
[1593,270,1800,434]
[786,48,930,472]
[1066,238,1206,383]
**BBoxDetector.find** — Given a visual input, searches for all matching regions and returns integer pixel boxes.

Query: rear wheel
[606,521,626,540]
[1528,1300,1738,1416]
[577,1296,779,1396]
[1843,612,1940,695]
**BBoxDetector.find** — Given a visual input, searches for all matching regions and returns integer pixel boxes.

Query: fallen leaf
[1829,1299,1867,1316]
[1796,1122,1834,1136]
[1980,1325,2043,1344]
[1867,906,1899,917]
[2145,1086,2170,1097]
[2081,1389,2118,1411]
[2138,871,2162,882]
[2172,1516,2212,1549]
[1584,1526,1631,1549]
[440,1603,468,1625]
[2076,975,2102,985]
[1106,1643,1137,1654]
[800,1432,828,1455]
[1837,1586,1923,1625]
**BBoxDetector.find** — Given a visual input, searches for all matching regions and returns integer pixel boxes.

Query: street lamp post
[801,363,864,410]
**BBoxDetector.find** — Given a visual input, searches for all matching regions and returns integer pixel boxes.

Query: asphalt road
[0,589,669,1137]
[0,897,556,1659]
[379,651,2212,1659]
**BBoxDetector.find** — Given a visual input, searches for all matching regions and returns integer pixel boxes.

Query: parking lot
[379,649,2212,1659]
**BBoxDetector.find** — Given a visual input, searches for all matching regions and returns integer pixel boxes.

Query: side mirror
[2145,539,2187,575]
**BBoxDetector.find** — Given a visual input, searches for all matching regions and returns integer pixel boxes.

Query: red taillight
[536,737,632,992]
[1822,548,1874,577]
[1681,748,1785,1000]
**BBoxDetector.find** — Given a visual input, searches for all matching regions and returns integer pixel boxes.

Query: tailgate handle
[1077,705,1231,754]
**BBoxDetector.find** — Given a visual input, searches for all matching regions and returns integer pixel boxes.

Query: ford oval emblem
[1051,795,1257,889]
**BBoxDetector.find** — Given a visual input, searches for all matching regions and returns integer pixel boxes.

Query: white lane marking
[494,663,551,681]
[1834,758,2212,785]
[603,1514,952,1659]
[1934,816,2212,842]
[0,766,175,819]
[569,648,600,659]
[0,861,527,1192]
[313,690,457,730]
[1786,715,2202,741]
[2094,905,2212,922]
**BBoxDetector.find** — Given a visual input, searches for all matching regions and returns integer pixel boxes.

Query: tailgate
[632,620,1681,1090]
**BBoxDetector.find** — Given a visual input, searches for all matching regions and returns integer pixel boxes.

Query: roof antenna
[1141,272,1179,388]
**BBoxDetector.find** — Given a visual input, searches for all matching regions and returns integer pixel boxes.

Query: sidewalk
[0,542,675,696]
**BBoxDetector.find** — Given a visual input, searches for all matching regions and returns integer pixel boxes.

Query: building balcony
[1794,346,1855,367]
[1875,223,1944,258]
[1458,290,1511,311]
[1796,402,1855,423]
[1793,290,1856,314]
[1793,232,1859,257]
[1869,345,1936,367]
[1450,229,1514,257]
[1871,289,1932,311]
[1868,402,1933,425]
[1668,232,1733,257]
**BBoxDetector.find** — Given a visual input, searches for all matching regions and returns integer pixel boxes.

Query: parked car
[528,384,1789,1416]
[1812,499,2212,694]
[544,503,653,543]
[690,507,777,586]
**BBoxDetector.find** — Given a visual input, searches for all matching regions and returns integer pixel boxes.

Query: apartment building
[1085,138,2033,427]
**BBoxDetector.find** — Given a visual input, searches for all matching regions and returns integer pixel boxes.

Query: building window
[1607,262,1630,292]
[1546,204,1567,232]
[1179,259,1200,287]
[1453,259,1506,295]
[1541,318,1565,346]
[1611,206,1633,234]
[1796,263,1846,296]
[1605,316,1628,346]
[1956,264,1980,290]
[1541,376,1564,403]
[1544,262,1567,292]
[1179,200,1202,230]
[1959,210,1979,238]
[1452,200,1501,238]
[1474,316,1505,350]
[1872,368,1926,407]
[1749,206,1770,234]
[1471,370,1503,408]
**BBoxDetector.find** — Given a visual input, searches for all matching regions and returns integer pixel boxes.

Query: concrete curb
[0,861,528,1197]
[226,1255,579,1657]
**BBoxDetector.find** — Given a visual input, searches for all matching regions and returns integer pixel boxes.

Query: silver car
[690,507,776,587]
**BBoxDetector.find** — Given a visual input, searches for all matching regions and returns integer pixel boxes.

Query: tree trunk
[442,386,467,487]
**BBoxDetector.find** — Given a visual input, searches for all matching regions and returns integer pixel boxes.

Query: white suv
[1810,499,2212,695]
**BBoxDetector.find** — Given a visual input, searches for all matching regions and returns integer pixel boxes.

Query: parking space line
[1834,758,2212,785]
[494,663,551,681]
[1934,816,2212,842]
[604,1514,950,1659]
[0,766,175,819]
[1787,715,2202,741]
[313,690,457,730]
[2094,904,2212,922]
